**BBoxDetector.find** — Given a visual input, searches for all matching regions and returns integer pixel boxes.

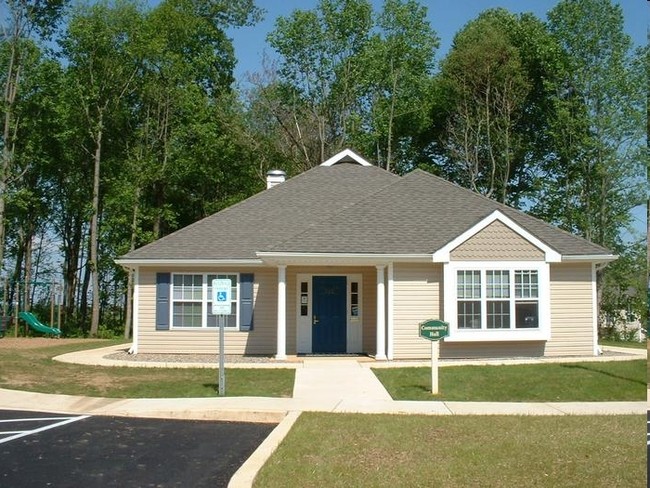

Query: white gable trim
[321,148,372,167]
[432,210,562,263]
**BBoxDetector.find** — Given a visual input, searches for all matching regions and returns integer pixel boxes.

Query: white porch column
[375,265,387,360]
[387,262,394,360]
[276,265,287,360]
[591,263,599,356]
[129,267,139,354]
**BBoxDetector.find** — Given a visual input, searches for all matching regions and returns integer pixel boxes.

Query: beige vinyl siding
[440,342,545,358]
[392,263,442,359]
[450,220,545,261]
[545,263,594,356]
[137,267,277,355]
[287,266,376,355]
[390,264,544,359]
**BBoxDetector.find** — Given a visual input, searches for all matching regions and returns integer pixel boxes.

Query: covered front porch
[267,260,400,361]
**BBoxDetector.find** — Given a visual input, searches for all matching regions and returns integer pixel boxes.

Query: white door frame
[295,273,363,354]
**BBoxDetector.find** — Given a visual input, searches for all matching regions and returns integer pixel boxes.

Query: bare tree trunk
[89,115,103,336]
[30,231,44,306]
[12,228,23,312]
[23,232,32,311]
[63,219,82,320]
[79,241,91,331]
[0,38,21,274]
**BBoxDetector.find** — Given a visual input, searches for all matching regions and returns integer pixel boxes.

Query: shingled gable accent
[432,210,562,263]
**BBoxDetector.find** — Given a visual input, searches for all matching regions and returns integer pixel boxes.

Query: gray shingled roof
[121,162,610,262]
[265,169,610,256]
[121,163,399,261]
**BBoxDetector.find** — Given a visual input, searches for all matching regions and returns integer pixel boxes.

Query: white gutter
[115,259,264,269]
[561,254,618,263]
[256,252,432,266]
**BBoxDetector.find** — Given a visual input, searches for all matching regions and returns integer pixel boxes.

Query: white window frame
[170,273,240,329]
[443,261,550,342]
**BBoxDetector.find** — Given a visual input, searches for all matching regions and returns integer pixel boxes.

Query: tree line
[0,0,646,338]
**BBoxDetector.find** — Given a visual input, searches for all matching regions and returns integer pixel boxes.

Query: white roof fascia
[257,252,431,266]
[115,259,265,268]
[561,254,618,263]
[321,148,373,167]
[432,210,562,263]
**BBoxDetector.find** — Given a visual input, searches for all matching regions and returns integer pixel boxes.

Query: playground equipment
[18,311,61,336]
[1,279,63,337]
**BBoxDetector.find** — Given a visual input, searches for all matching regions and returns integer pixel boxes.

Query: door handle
[313,315,319,325]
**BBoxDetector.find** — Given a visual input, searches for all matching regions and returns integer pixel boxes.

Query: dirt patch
[0,338,103,349]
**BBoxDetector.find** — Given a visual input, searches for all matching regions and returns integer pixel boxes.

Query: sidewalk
[0,343,645,420]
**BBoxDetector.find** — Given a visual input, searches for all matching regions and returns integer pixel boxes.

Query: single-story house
[117,149,616,360]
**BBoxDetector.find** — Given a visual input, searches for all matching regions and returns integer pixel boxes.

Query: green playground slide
[18,311,61,336]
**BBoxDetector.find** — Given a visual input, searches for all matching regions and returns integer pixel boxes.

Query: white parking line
[0,415,90,444]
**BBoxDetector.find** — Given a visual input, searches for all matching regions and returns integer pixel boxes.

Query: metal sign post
[212,279,232,397]
[418,319,449,395]
[218,315,225,396]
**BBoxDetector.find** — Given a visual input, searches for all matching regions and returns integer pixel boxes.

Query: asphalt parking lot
[0,410,276,487]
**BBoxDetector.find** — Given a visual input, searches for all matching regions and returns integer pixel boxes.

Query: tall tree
[112,0,261,337]
[539,0,645,248]
[435,9,533,204]
[263,0,437,172]
[359,0,438,172]
[541,0,646,332]
[0,0,67,275]
[267,0,373,166]
[60,0,144,335]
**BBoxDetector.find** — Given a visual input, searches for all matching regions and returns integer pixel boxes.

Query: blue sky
[227,0,648,84]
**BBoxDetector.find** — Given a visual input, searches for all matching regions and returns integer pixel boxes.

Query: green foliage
[599,242,647,339]
[534,0,646,249]
[264,0,438,171]
[432,9,554,205]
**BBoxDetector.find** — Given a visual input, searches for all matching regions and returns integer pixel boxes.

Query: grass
[0,340,294,398]
[373,360,646,401]
[254,413,645,488]
[599,338,647,349]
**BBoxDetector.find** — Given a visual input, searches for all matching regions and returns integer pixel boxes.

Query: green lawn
[599,338,647,349]
[255,413,645,488]
[373,360,646,401]
[0,340,294,398]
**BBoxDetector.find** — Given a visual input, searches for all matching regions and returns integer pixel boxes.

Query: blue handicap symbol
[217,291,227,302]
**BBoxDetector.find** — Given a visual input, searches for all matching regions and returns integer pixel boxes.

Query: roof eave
[256,252,432,266]
[561,254,618,264]
[115,258,265,270]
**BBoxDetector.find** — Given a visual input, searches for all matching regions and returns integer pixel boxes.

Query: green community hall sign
[418,319,449,341]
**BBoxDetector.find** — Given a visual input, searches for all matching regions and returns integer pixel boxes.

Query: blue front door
[312,276,347,353]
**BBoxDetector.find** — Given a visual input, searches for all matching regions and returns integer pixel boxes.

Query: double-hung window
[454,266,543,334]
[172,273,238,328]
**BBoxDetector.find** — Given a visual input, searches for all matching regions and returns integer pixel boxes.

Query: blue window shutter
[156,273,171,330]
[240,273,254,331]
